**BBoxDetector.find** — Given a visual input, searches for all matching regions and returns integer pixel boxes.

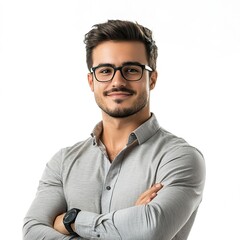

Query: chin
[103,104,147,118]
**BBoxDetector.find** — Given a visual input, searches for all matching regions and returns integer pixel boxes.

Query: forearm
[74,187,201,240]
[53,184,162,239]
[23,185,68,239]
[23,219,71,240]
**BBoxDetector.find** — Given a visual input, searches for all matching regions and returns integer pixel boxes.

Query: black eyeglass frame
[90,63,153,82]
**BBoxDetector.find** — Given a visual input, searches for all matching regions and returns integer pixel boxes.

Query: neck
[100,109,151,160]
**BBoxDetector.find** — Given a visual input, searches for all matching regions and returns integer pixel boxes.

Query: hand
[53,212,69,235]
[135,183,163,206]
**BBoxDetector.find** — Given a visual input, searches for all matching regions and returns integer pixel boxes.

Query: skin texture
[53,40,160,235]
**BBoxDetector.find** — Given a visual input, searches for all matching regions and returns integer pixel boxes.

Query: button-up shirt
[23,113,205,240]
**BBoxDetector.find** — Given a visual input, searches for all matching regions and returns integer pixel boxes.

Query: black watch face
[64,210,76,224]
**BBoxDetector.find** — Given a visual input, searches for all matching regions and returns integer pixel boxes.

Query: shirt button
[106,186,111,190]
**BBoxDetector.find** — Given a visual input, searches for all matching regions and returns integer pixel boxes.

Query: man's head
[84,20,158,71]
[84,20,158,119]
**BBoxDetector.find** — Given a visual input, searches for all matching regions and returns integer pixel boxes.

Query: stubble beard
[95,93,149,118]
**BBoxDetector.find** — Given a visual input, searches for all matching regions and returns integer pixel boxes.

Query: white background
[0,0,240,239]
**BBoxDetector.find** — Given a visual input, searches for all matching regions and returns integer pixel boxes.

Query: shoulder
[156,126,203,158]
[61,137,93,158]
[155,127,205,187]
[46,137,93,171]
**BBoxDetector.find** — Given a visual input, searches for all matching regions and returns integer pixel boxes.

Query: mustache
[103,87,136,96]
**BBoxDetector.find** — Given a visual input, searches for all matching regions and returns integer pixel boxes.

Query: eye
[96,67,114,75]
[123,65,141,75]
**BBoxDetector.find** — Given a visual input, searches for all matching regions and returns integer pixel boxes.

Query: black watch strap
[65,223,75,235]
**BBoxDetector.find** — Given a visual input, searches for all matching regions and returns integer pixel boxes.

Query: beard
[95,90,149,118]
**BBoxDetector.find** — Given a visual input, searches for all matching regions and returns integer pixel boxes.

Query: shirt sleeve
[23,150,73,240]
[74,146,206,240]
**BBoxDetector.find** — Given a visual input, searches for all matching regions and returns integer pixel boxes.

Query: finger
[135,183,163,205]
[139,183,163,200]
[135,194,156,206]
[140,192,157,205]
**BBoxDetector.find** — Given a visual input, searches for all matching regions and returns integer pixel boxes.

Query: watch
[63,208,81,235]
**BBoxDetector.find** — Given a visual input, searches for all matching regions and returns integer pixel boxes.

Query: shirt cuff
[75,211,100,239]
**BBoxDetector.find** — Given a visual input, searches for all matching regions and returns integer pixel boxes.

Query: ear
[88,73,94,92]
[149,71,158,90]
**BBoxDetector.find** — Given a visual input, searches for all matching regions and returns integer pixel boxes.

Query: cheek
[92,82,108,96]
[144,79,151,92]
[132,80,150,96]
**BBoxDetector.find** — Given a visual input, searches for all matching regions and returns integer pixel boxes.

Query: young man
[23,20,205,240]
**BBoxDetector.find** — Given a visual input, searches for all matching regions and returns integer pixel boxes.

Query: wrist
[71,223,75,232]
[63,208,80,235]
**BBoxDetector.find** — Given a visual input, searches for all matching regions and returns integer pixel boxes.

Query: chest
[62,143,162,213]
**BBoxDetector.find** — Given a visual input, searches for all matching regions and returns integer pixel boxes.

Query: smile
[104,87,136,98]
[106,92,133,101]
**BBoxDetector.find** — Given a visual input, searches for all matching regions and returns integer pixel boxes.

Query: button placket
[101,152,125,213]
[101,170,117,213]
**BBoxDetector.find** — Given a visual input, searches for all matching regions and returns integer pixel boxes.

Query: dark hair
[84,20,158,71]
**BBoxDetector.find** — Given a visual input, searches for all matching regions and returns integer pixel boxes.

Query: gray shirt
[23,114,205,240]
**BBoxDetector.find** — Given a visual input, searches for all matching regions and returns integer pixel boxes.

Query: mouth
[107,92,133,98]
[104,87,135,99]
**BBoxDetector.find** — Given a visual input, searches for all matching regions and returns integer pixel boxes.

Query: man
[23,20,205,240]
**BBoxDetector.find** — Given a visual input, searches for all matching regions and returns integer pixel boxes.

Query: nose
[111,69,127,87]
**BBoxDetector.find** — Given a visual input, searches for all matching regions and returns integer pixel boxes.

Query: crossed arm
[23,147,205,240]
[53,183,163,235]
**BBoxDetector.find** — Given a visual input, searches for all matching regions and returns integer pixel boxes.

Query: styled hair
[84,19,158,71]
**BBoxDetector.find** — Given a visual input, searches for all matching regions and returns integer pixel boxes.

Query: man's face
[88,41,157,118]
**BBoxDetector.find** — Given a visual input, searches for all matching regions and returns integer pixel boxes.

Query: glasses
[90,63,153,82]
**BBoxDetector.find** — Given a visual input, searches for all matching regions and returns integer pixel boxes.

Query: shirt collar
[91,121,103,146]
[91,113,160,146]
[131,113,160,145]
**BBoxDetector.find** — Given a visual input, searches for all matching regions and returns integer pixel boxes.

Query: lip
[107,92,133,99]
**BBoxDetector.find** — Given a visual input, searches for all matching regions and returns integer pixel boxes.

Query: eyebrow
[93,61,143,68]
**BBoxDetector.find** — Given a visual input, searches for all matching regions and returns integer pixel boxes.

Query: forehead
[92,41,148,66]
